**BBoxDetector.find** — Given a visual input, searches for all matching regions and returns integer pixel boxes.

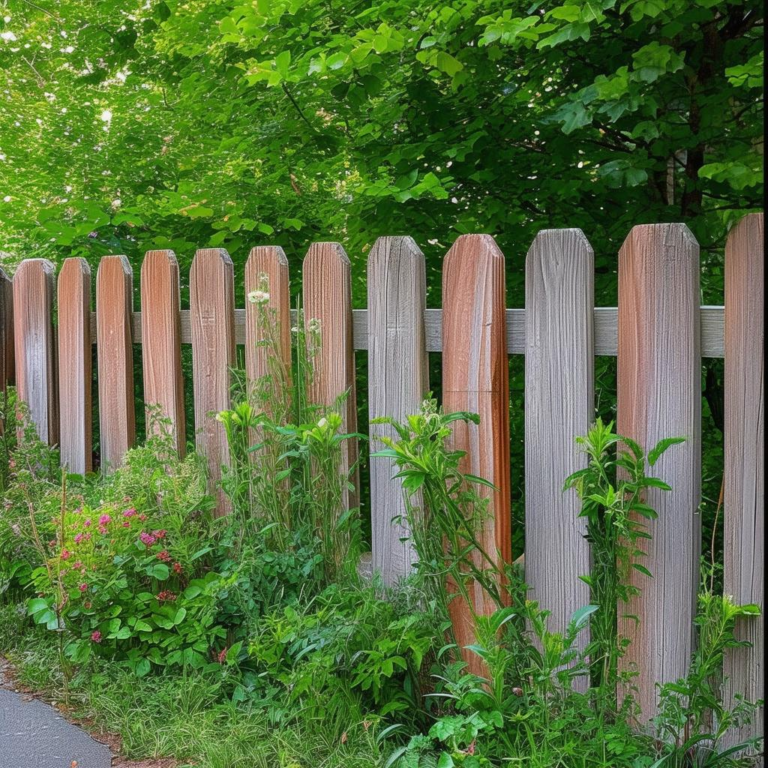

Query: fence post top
[446,233,505,263]
[304,241,350,266]
[368,235,423,257]
[61,256,91,274]
[97,254,133,276]
[621,222,698,251]
[13,258,56,275]
[247,245,288,266]
[192,248,234,268]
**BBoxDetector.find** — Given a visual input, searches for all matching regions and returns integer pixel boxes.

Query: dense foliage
[0,0,762,306]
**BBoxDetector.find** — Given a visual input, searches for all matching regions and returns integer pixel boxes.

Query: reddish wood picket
[58,258,92,474]
[525,230,594,660]
[13,259,58,445]
[141,250,186,455]
[190,248,236,516]
[368,236,429,586]
[617,224,701,722]
[0,267,12,393]
[442,234,511,677]
[303,242,359,512]
[722,213,764,755]
[245,246,291,391]
[96,256,136,472]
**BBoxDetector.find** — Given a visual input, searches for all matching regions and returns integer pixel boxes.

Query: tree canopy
[0,0,763,304]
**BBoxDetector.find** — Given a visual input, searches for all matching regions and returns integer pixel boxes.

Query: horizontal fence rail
[80,306,727,357]
[0,217,763,750]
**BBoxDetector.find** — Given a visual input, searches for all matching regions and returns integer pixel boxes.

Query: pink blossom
[83,518,92,527]
[98,526,108,535]
[140,532,156,546]
[60,550,71,561]
[139,514,147,522]
[156,590,177,602]
[157,550,171,562]
[122,521,131,528]
[79,583,88,593]
[123,508,136,518]
[91,630,102,643]
[153,529,167,540]
[217,647,228,664]
[98,514,111,526]
[72,561,83,570]
[83,532,92,541]
[172,562,183,575]
[74,533,84,544]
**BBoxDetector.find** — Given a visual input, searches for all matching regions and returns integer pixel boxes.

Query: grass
[0,603,384,768]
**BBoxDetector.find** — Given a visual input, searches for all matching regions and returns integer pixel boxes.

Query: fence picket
[13,259,58,444]
[245,246,291,391]
[58,258,92,474]
[722,212,764,756]
[525,230,594,660]
[368,236,429,587]
[617,224,701,722]
[442,234,511,677]
[0,267,12,393]
[190,248,236,516]
[97,255,136,471]
[303,242,359,512]
[141,250,186,456]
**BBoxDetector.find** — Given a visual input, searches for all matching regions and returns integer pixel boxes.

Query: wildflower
[78,583,88,593]
[61,550,71,561]
[156,590,177,602]
[139,514,147,522]
[172,562,183,575]
[98,514,111,526]
[91,631,102,643]
[153,529,167,540]
[74,533,85,544]
[122,508,136,518]
[217,647,227,664]
[247,289,270,305]
[122,522,130,528]
[83,518,92,527]
[83,532,92,541]
[72,561,83,570]
[140,532,156,547]
[48,539,57,548]
[512,687,523,697]
[157,550,171,562]
[98,526,108,535]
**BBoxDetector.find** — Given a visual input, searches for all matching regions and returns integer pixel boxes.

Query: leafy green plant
[564,418,684,697]
[372,399,506,630]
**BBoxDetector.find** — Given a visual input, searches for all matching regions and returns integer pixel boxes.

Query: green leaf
[152,563,170,580]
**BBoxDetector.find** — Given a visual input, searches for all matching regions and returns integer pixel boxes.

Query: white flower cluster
[248,290,270,305]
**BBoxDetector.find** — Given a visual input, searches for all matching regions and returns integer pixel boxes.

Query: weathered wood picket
[1,215,763,750]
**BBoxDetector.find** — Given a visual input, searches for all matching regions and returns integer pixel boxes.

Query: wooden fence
[0,216,763,746]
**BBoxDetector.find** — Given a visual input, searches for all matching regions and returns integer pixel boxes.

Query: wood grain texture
[245,246,291,390]
[0,267,12,392]
[368,236,429,586]
[722,213,764,757]
[442,234,511,677]
[190,248,235,516]
[303,242,359,512]
[524,230,594,662]
[57,258,92,474]
[141,250,186,456]
[96,255,136,472]
[617,224,701,724]
[13,259,58,444]
[85,306,727,358]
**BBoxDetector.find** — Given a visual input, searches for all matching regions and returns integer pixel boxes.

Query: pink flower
[153,529,167,540]
[83,532,92,541]
[91,631,102,643]
[48,540,57,548]
[98,514,111,526]
[72,561,83,570]
[156,590,177,602]
[139,514,147,522]
[74,533,84,544]
[217,648,228,664]
[79,583,88,593]
[140,532,157,547]
[98,526,108,535]
[61,550,71,561]
[123,508,136,518]
[172,562,183,575]
[122,521,131,528]
[157,550,171,562]
[83,518,92,528]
